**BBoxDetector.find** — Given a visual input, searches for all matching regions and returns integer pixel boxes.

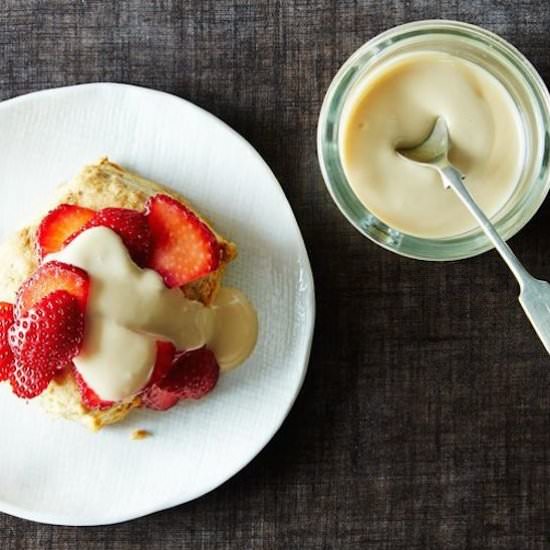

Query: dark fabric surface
[2,1,550,548]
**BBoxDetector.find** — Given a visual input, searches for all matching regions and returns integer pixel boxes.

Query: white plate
[0,83,315,526]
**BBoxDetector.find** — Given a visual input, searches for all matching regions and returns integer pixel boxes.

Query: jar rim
[317,20,550,261]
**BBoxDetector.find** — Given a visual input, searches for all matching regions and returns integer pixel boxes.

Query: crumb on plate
[131,429,152,440]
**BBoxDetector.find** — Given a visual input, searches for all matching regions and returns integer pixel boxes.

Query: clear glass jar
[317,20,550,261]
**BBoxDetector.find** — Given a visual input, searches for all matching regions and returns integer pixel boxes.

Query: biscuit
[0,158,236,430]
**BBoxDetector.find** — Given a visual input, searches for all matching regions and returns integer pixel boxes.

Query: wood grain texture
[2,0,550,548]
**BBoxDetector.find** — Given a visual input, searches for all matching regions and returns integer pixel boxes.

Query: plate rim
[0,82,316,526]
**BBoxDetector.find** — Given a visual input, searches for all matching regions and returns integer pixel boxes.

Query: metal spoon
[397,116,550,354]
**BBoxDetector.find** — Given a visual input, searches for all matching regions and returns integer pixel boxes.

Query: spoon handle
[440,166,550,354]
[439,165,532,288]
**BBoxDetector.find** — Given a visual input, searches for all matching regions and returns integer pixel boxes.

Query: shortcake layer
[0,158,236,430]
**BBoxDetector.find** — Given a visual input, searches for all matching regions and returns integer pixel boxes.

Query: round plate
[0,83,315,526]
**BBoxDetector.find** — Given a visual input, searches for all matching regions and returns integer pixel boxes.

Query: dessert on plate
[0,158,258,430]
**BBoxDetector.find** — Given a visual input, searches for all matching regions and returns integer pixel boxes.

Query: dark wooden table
[2,1,550,548]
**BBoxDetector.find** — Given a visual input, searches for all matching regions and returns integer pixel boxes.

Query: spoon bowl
[397,116,450,169]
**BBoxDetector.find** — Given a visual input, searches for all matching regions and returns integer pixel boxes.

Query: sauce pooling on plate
[340,51,524,238]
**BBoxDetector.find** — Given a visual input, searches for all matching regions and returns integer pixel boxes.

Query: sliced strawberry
[36,204,95,258]
[144,194,220,287]
[8,290,84,398]
[0,303,14,382]
[9,290,85,369]
[73,367,114,410]
[141,346,218,410]
[147,341,176,387]
[159,347,219,400]
[67,207,152,267]
[141,384,180,411]
[9,357,56,399]
[16,261,89,316]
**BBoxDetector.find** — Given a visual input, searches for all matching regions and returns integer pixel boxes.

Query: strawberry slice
[72,367,114,410]
[144,194,220,287]
[159,347,219,400]
[9,357,56,399]
[141,348,219,410]
[66,207,152,267]
[0,303,14,382]
[147,341,176,387]
[36,204,95,258]
[16,261,89,316]
[8,290,85,398]
[141,384,180,411]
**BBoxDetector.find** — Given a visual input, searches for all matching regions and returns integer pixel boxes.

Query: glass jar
[317,20,550,260]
